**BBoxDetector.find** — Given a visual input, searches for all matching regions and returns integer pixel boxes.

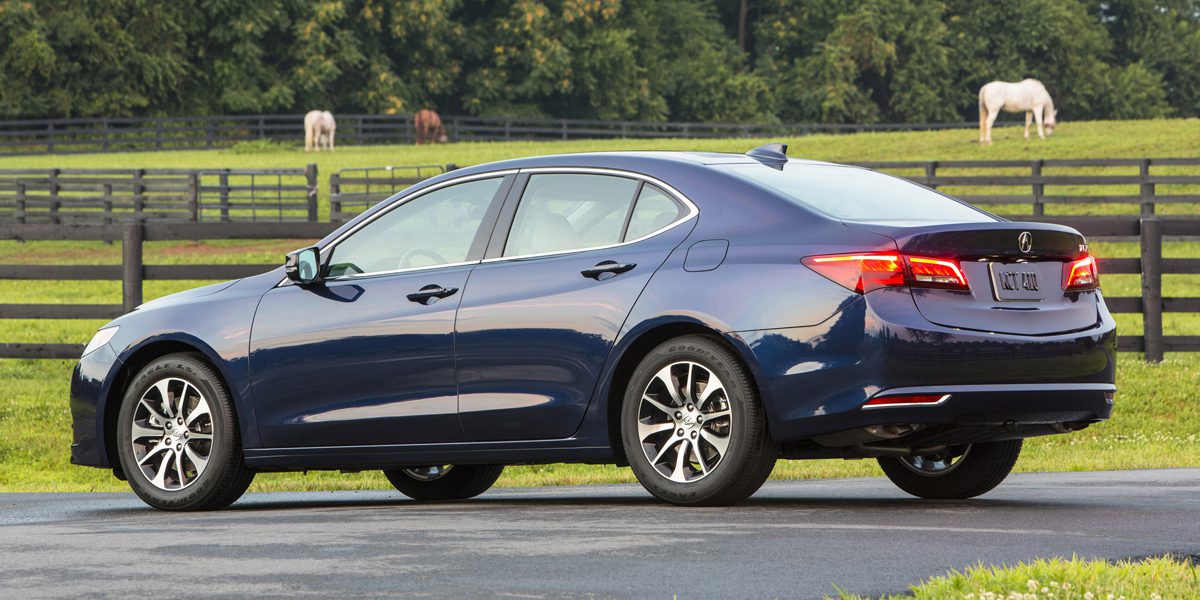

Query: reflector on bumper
[863,393,952,409]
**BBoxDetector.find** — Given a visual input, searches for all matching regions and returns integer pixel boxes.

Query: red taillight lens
[906,256,968,289]
[801,253,905,293]
[1062,255,1098,291]
[863,394,951,408]
[803,252,968,293]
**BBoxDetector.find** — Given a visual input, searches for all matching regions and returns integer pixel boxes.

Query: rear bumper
[840,383,1114,443]
[738,287,1117,443]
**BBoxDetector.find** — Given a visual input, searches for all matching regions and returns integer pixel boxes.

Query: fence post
[46,122,55,153]
[356,116,365,146]
[103,183,113,227]
[1139,218,1163,363]
[924,161,938,189]
[132,169,145,223]
[1139,158,1155,216]
[154,119,163,150]
[1031,160,1045,216]
[561,119,568,140]
[122,222,144,313]
[102,119,111,152]
[219,172,230,222]
[504,120,511,140]
[329,172,341,222]
[48,168,61,224]
[188,173,200,222]
[16,182,26,225]
[305,163,319,222]
[205,118,214,148]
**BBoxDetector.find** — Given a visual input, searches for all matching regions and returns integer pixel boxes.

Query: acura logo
[1018,231,1033,254]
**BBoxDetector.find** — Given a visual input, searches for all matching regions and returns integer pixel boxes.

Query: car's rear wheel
[116,353,254,511]
[383,465,504,501]
[877,440,1022,499]
[621,335,778,506]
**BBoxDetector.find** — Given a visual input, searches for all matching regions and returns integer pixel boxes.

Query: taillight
[1062,254,1098,291]
[802,252,967,293]
[800,253,905,293]
[906,256,968,290]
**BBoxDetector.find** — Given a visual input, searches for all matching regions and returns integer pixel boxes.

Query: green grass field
[1,119,1197,493]
[833,555,1200,600]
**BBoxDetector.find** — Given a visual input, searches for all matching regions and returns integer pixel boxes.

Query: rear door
[454,170,695,441]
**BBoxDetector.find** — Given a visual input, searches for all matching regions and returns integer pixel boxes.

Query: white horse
[978,79,1057,145]
[304,110,336,152]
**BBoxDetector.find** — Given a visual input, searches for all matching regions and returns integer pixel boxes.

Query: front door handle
[581,260,636,280]
[407,284,459,305]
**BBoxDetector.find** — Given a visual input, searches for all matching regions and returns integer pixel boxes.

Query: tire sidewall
[116,355,240,510]
[621,337,761,504]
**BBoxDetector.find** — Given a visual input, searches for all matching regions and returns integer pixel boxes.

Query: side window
[623,184,687,241]
[326,177,503,277]
[504,174,639,257]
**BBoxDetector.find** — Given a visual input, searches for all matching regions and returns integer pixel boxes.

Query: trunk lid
[846,220,1101,335]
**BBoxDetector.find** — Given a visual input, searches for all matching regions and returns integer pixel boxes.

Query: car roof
[443,150,843,178]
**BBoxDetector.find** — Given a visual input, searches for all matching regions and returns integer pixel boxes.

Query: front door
[455,172,695,441]
[249,175,510,448]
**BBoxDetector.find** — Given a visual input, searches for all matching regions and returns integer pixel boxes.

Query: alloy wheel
[899,445,972,477]
[401,465,455,481]
[636,361,733,483]
[130,377,214,491]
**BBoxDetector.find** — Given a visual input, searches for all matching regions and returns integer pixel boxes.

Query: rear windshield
[724,163,994,223]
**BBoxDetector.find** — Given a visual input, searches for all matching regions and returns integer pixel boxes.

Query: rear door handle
[581,260,636,280]
[407,284,459,305]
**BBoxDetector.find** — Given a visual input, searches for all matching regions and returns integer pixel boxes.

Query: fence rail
[0,217,1196,360]
[859,158,1200,217]
[0,167,319,223]
[0,113,1027,155]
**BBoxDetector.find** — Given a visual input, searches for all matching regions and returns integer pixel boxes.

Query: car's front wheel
[877,440,1022,499]
[116,353,255,510]
[383,465,504,501]
[621,335,778,506]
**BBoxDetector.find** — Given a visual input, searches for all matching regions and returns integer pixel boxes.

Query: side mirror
[285,247,323,284]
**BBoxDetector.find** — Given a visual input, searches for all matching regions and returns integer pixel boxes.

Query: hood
[135,280,241,311]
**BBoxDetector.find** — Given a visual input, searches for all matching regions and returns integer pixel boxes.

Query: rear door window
[624,184,687,241]
[504,174,639,257]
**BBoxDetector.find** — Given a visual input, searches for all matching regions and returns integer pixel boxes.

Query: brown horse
[413,109,449,145]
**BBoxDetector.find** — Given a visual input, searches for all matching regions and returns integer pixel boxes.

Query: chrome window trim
[481,166,699,264]
[274,165,699,286]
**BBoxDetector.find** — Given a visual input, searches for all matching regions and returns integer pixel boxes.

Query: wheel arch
[600,318,769,466]
[104,337,244,476]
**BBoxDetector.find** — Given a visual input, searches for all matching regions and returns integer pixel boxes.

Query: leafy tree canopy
[0,0,1194,122]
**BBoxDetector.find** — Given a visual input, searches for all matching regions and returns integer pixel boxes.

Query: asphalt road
[2,469,1198,599]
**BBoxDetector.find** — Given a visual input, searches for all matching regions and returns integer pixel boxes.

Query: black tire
[383,465,504,501]
[621,335,778,506]
[877,440,1022,500]
[116,353,254,511]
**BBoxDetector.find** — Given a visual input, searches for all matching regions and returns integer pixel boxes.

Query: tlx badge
[1018,231,1033,254]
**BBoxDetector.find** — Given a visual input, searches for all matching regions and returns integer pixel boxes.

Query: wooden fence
[329,164,457,222]
[0,113,1025,155]
[0,217,1195,361]
[859,158,1200,217]
[0,167,318,224]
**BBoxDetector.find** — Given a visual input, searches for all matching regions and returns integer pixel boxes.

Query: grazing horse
[978,79,1057,145]
[304,110,336,152]
[413,109,449,145]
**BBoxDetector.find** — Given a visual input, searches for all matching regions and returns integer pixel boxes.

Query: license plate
[989,262,1044,301]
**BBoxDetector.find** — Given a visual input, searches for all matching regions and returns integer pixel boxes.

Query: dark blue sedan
[70,144,1116,510]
